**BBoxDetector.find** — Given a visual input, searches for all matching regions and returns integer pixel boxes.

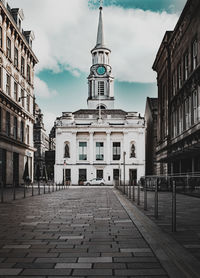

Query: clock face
[97,66,106,75]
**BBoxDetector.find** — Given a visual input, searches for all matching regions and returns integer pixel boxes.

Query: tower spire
[96,5,104,48]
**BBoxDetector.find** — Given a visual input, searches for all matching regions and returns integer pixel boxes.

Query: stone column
[106,131,111,164]
[89,132,94,164]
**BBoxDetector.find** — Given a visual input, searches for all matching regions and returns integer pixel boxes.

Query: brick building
[0,0,38,186]
[153,0,200,174]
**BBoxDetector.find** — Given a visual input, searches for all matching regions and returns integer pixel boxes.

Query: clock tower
[87,6,114,109]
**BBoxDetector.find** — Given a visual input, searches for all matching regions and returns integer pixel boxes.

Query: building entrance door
[129,169,137,185]
[0,148,6,186]
[13,152,19,186]
[97,169,103,179]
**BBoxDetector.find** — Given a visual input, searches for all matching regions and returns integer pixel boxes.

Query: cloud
[34,76,57,98]
[8,0,178,82]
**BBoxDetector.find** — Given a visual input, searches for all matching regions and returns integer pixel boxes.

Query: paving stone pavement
[0,187,169,277]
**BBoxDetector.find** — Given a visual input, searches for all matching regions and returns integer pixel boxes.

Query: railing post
[52,182,54,192]
[172,180,176,232]
[38,180,40,195]
[13,180,16,201]
[154,178,158,219]
[137,182,140,205]
[44,182,45,194]
[144,179,147,210]
[48,181,50,193]
[32,182,34,196]
[128,182,131,199]
[1,181,4,203]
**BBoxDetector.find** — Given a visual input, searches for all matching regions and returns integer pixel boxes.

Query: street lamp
[123,151,126,194]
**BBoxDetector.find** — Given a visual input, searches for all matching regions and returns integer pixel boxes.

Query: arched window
[64,142,70,158]
[130,142,136,158]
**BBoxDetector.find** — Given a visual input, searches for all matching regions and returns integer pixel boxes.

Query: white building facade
[54,6,145,185]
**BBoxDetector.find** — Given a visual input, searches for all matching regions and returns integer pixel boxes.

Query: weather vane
[99,0,103,8]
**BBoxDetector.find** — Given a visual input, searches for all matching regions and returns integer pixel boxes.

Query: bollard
[56,183,58,191]
[13,180,16,201]
[137,183,140,205]
[48,181,50,193]
[24,182,26,198]
[52,182,54,192]
[44,182,46,194]
[32,183,34,196]
[144,179,147,210]
[154,178,158,219]
[172,181,176,232]
[128,183,131,199]
[1,181,4,203]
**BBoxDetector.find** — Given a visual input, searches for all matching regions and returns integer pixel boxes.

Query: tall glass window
[21,56,25,76]
[14,82,18,101]
[14,47,18,67]
[96,142,104,160]
[6,74,11,95]
[192,39,197,71]
[6,112,10,136]
[193,91,197,124]
[20,121,24,142]
[184,52,189,80]
[13,117,17,140]
[79,142,87,160]
[113,142,121,160]
[6,37,11,59]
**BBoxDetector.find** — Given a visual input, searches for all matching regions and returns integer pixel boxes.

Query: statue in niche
[130,143,136,158]
[64,143,70,158]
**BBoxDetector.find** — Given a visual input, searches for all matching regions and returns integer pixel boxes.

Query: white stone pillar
[71,131,77,163]
[106,131,111,164]
[89,132,94,164]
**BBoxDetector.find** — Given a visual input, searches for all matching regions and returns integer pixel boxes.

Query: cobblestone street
[0,187,169,277]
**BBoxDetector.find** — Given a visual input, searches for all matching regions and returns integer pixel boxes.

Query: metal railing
[115,175,200,232]
[0,180,70,203]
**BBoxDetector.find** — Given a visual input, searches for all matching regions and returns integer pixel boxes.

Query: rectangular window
[98,81,104,95]
[172,72,176,96]
[192,39,198,71]
[20,121,24,142]
[6,111,10,136]
[178,105,183,134]
[21,89,24,107]
[113,142,121,160]
[14,82,18,101]
[177,62,182,89]
[79,142,87,160]
[79,169,87,182]
[13,117,17,140]
[6,74,11,95]
[27,94,30,112]
[184,52,189,81]
[96,142,104,161]
[6,37,11,59]
[21,57,25,76]
[27,64,31,82]
[0,26,2,48]
[27,125,29,144]
[193,91,197,124]
[14,47,18,68]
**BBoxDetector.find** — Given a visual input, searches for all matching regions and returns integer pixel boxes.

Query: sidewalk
[0,186,199,277]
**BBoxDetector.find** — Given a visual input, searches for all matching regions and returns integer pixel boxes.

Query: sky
[9,0,187,133]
